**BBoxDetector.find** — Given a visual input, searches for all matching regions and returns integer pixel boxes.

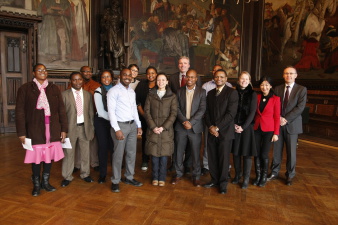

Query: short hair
[178,56,190,63]
[97,70,114,85]
[284,65,297,74]
[80,66,91,72]
[33,63,45,71]
[128,64,139,71]
[186,69,197,76]
[258,76,273,86]
[214,69,227,77]
[146,66,158,74]
[69,71,82,80]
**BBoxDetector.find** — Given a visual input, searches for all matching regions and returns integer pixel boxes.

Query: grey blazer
[62,89,95,141]
[274,83,307,134]
[175,86,206,134]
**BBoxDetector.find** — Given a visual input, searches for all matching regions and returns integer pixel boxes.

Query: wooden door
[0,31,28,133]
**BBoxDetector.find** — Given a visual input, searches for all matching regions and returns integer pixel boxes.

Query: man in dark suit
[204,69,238,194]
[268,66,307,185]
[172,69,206,187]
[61,72,95,187]
[168,56,202,173]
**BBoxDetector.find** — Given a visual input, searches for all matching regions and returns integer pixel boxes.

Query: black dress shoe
[73,167,80,173]
[220,188,228,194]
[201,168,209,176]
[123,178,143,187]
[98,176,106,184]
[83,176,94,183]
[203,182,218,188]
[111,183,120,193]
[93,166,100,171]
[267,174,278,181]
[61,179,70,187]
[286,177,293,186]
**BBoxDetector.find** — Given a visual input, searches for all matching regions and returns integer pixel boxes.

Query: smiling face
[101,71,113,86]
[71,73,84,91]
[33,64,48,84]
[260,81,272,96]
[214,70,227,88]
[238,73,250,89]
[283,67,297,85]
[119,69,132,87]
[178,58,190,74]
[130,66,139,79]
[146,68,157,82]
[81,66,92,81]
[156,74,168,91]
[186,70,197,89]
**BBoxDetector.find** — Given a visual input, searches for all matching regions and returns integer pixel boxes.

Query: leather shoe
[220,188,228,194]
[111,183,120,192]
[203,182,218,188]
[286,177,293,186]
[267,174,278,181]
[61,179,70,187]
[171,176,182,185]
[98,176,106,184]
[193,178,201,187]
[123,178,143,187]
[73,167,80,173]
[83,176,94,183]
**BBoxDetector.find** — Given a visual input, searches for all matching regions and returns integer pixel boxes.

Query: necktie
[180,74,186,87]
[75,91,83,116]
[282,86,290,116]
[216,89,221,96]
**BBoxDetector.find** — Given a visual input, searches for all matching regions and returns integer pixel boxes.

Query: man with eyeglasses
[73,66,101,173]
[268,66,307,185]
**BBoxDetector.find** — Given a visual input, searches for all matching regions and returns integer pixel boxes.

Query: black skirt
[232,124,257,157]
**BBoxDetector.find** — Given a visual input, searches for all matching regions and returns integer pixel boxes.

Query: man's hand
[115,130,125,140]
[137,128,143,136]
[183,121,192,130]
[280,117,288,126]
[60,132,67,143]
[209,126,219,137]
[19,136,26,144]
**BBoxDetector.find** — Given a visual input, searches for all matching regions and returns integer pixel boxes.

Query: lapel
[180,88,187,114]
[68,89,77,112]
[191,87,200,114]
[82,90,88,116]
[257,94,263,116]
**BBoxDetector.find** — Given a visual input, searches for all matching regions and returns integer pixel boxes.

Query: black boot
[242,157,252,189]
[231,155,241,184]
[32,176,40,197]
[41,173,56,192]
[252,157,261,186]
[259,159,269,187]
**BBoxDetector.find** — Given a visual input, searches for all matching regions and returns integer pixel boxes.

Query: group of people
[15,56,307,196]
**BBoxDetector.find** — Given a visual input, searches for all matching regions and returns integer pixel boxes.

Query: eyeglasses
[131,69,138,73]
[35,69,47,73]
[283,73,296,75]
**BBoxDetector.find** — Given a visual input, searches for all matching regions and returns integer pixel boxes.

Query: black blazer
[169,72,202,94]
[175,86,206,134]
[205,85,238,140]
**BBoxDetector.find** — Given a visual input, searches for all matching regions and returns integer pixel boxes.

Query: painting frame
[125,0,244,78]
[36,0,92,73]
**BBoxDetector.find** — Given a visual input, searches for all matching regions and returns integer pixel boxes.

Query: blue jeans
[152,156,167,181]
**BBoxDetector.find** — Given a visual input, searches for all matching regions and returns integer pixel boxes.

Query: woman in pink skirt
[15,63,68,196]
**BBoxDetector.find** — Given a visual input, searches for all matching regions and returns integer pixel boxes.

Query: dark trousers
[207,134,232,190]
[152,156,168,181]
[94,116,113,177]
[174,129,201,179]
[271,126,298,178]
[254,128,273,160]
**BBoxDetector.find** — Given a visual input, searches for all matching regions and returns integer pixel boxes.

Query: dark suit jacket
[62,89,94,141]
[169,72,202,94]
[175,86,206,134]
[274,83,307,134]
[254,94,280,135]
[205,85,238,140]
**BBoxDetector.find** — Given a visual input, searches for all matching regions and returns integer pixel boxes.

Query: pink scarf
[33,78,51,116]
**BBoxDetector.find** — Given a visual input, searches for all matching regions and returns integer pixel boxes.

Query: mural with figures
[262,0,338,80]
[128,0,243,77]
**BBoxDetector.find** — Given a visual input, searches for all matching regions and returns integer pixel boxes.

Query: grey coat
[144,87,177,157]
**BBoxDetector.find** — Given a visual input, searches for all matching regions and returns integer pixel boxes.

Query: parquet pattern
[0,134,338,225]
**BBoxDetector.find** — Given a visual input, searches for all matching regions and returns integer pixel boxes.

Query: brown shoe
[193,178,201,187]
[171,176,182,184]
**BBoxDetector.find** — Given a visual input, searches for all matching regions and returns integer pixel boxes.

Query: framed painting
[36,0,91,71]
[126,0,243,77]
[261,0,338,80]
[0,0,25,9]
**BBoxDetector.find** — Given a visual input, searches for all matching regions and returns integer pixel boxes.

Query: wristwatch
[215,126,219,132]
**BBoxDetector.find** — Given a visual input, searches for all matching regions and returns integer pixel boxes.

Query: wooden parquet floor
[1,133,338,225]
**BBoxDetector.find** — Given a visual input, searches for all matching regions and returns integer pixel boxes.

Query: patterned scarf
[33,78,51,116]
